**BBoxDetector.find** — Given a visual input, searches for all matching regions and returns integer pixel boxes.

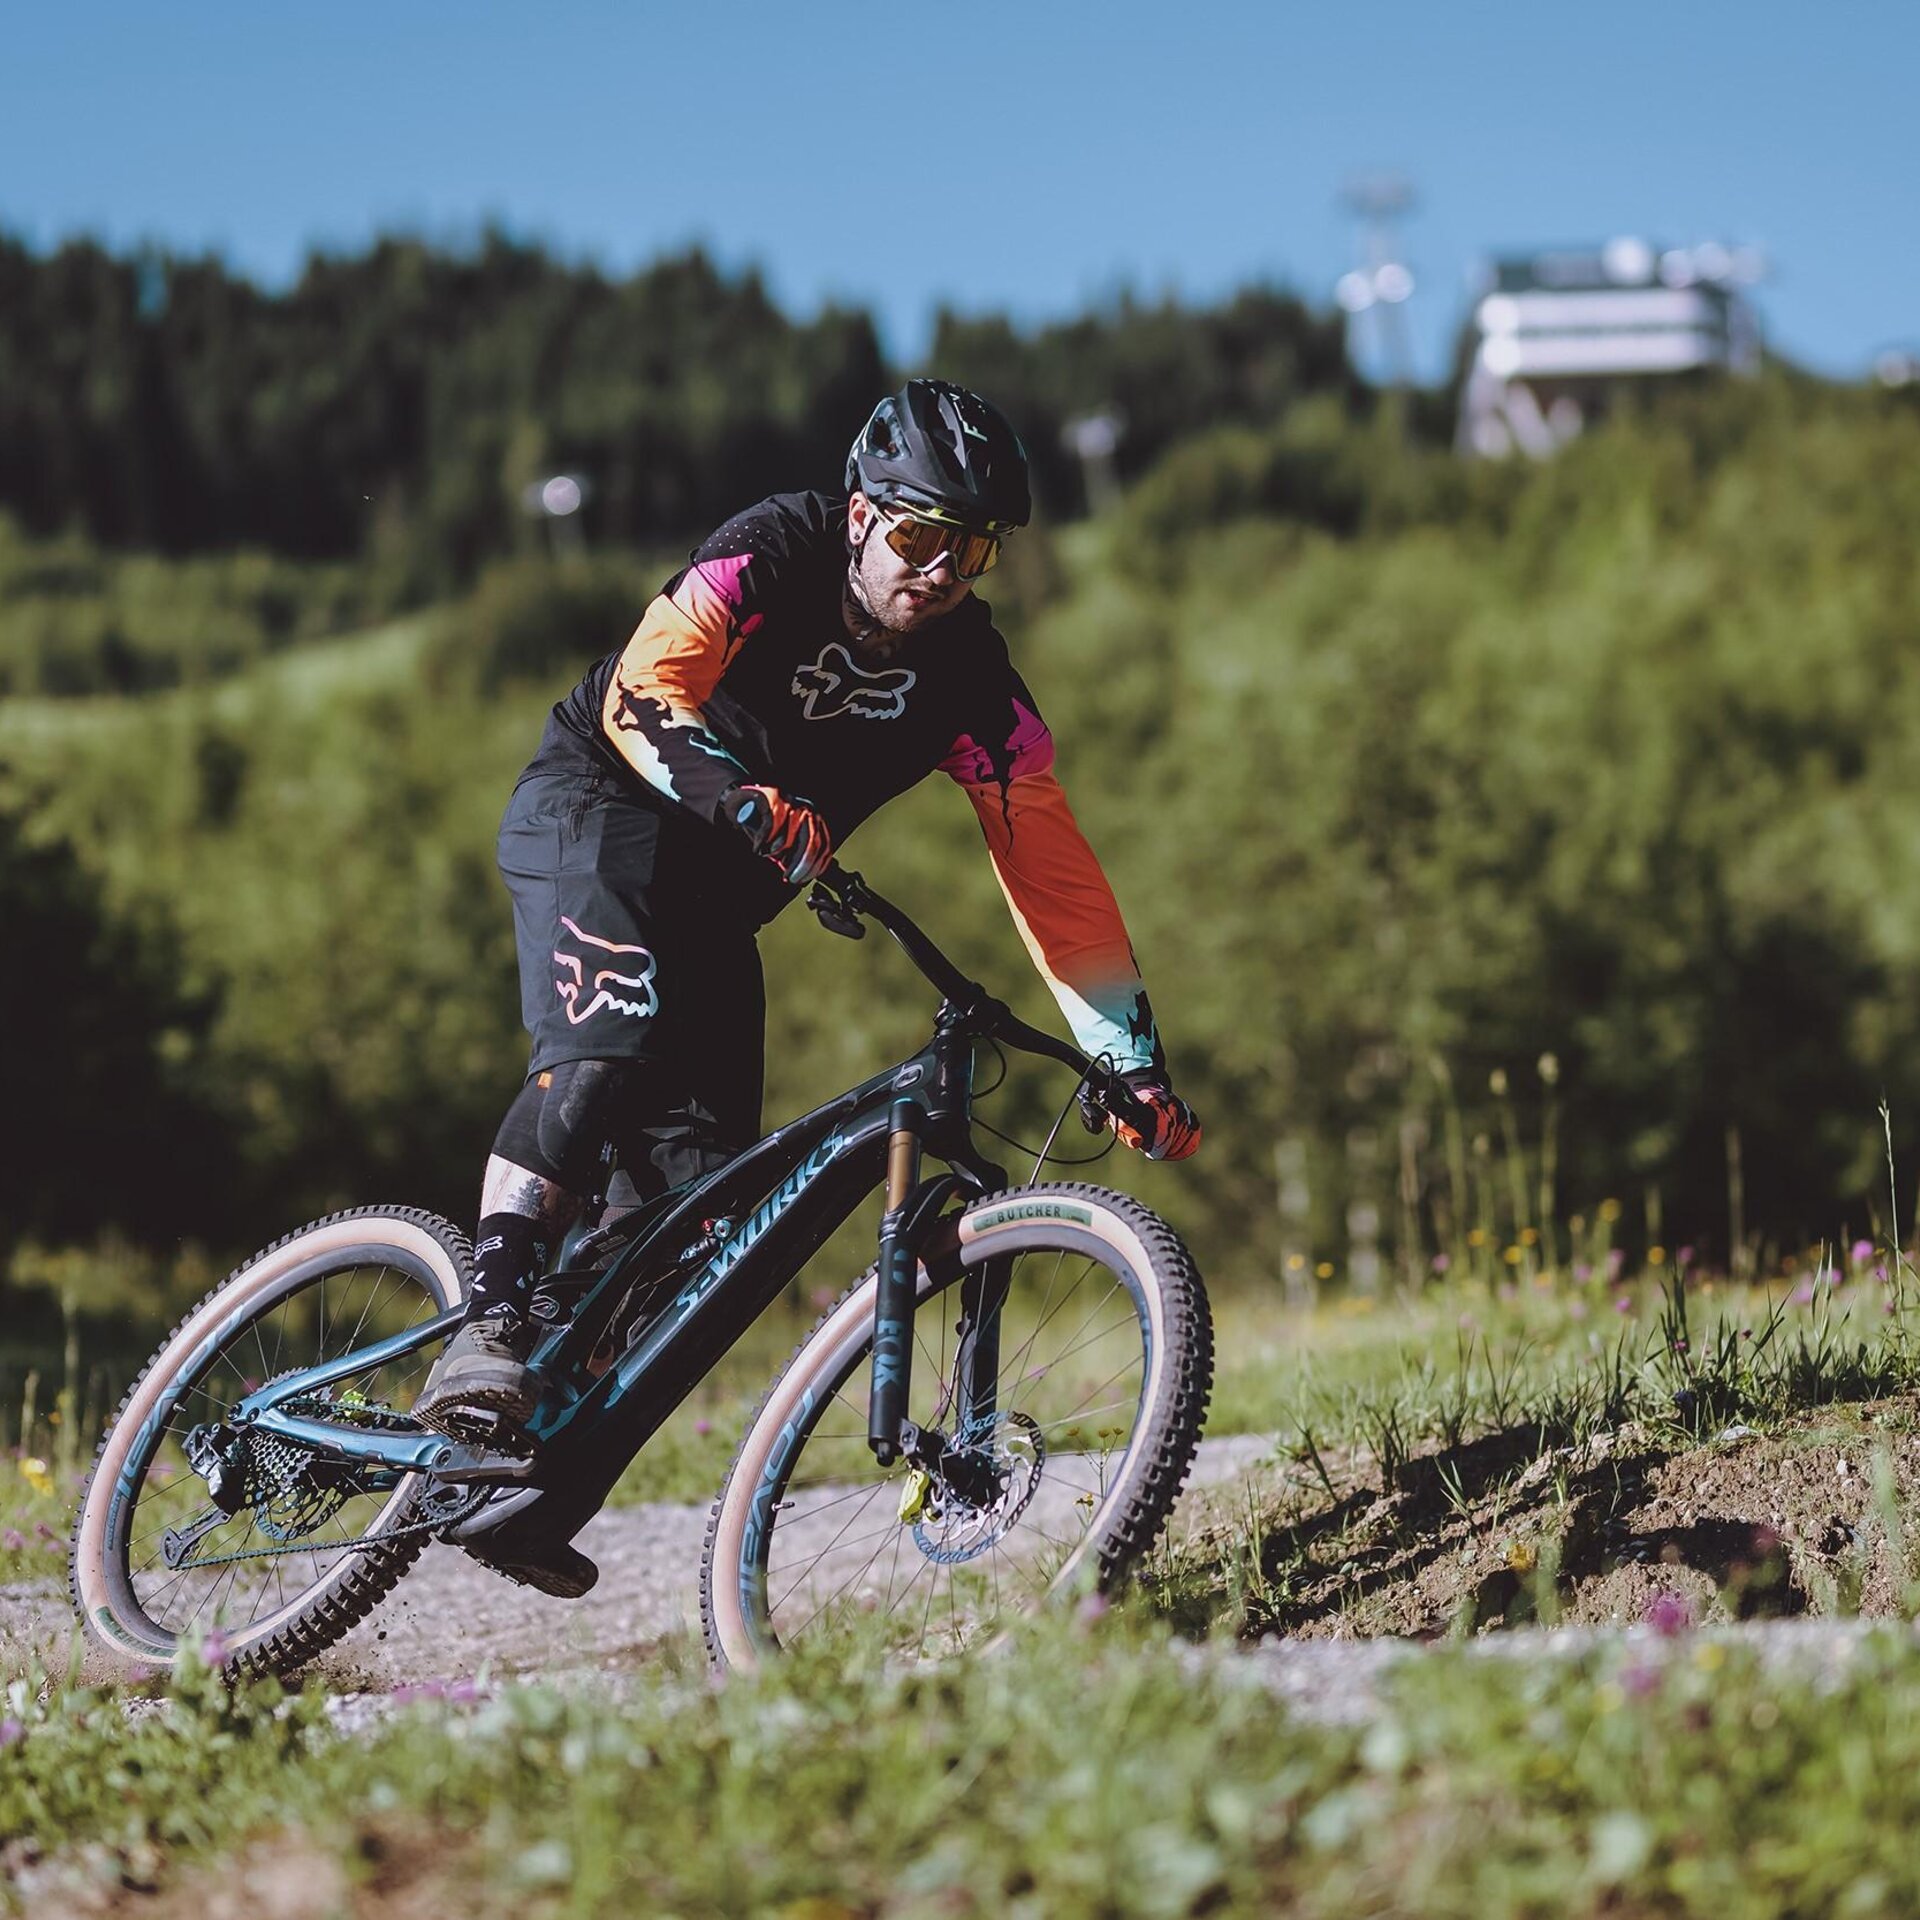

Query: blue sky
[3,1,1912,381]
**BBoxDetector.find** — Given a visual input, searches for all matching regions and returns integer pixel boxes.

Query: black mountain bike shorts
[498,769,765,1198]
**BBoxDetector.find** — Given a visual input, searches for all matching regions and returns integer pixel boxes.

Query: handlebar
[804,862,1152,1134]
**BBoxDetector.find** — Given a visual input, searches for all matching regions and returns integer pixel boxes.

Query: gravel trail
[10,1431,1907,1723]
[3,1435,1280,1692]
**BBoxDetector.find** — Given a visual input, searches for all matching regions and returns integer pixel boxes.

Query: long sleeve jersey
[529,491,1166,1076]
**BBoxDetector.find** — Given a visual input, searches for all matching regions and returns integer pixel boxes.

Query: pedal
[416,1397,531,1450]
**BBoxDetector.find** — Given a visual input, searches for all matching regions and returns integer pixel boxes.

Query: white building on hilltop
[1459,236,1763,458]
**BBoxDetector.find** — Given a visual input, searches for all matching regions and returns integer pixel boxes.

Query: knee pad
[493,1058,651,1194]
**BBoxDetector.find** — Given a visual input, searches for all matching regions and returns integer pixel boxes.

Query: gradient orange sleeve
[600,553,755,819]
[943,711,1162,1075]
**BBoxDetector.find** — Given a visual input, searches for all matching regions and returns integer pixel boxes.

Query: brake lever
[806,883,866,940]
[1079,1070,1148,1138]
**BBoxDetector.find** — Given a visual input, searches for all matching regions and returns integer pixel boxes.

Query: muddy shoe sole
[414,1352,537,1439]
[458,1539,599,1599]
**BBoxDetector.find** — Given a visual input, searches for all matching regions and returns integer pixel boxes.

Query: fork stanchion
[868,1096,924,1465]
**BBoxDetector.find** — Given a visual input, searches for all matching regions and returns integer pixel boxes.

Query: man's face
[846,492,978,633]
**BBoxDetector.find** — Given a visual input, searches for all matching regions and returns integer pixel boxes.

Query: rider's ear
[846,492,874,544]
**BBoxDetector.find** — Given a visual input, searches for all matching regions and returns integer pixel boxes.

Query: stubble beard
[844,549,917,653]
[848,516,972,637]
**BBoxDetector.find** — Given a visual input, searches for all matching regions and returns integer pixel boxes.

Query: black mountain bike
[71,865,1212,1676]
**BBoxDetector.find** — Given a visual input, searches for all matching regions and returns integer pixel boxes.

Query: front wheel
[701,1183,1212,1671]
[70,1207,468,1678]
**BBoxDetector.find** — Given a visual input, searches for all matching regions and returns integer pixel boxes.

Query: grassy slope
[11,1616,1920,1917]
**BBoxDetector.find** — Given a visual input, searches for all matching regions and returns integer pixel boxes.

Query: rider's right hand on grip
[1087,1071,1202,1163]
[722,783,833,887]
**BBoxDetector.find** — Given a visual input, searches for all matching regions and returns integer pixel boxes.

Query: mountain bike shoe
[414,1308,538,1439]
[457,1535,600,1599]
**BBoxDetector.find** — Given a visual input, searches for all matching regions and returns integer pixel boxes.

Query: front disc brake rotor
[911,1411,1045,1565]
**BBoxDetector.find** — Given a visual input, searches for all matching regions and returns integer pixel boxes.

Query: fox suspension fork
[868,1098,923,1466]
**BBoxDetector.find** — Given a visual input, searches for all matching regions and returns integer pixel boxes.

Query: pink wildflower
[1430,1253,1451,1274]
[1852,1239,1876,1266]
[1,1530,24,1552]
[1614,1295,1633,1315]
[0,1718,22,1748]
[1621,1663,1662,1698]
[200,1628,230,1667]
[1643,1590,1694,1638]
[694,1418,714,1437]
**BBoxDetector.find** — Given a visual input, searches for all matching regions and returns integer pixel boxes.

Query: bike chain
[172,1485,492,1568]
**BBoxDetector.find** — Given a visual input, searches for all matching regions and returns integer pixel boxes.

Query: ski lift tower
[1459,237,1764,457]
[1336,174,1418,388]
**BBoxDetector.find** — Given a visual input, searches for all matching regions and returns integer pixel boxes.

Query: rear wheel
[70,1208,467,1678]
[701,1183,1211,1671]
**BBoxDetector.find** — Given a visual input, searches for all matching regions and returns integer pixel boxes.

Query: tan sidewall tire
[70,1210,466,1676]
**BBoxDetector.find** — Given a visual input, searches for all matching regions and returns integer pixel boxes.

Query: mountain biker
[416,378,1202,1594]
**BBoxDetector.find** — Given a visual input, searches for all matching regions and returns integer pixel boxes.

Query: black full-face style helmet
[845,379,1032,534]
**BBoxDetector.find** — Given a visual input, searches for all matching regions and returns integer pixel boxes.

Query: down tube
[523,1124,891,1504]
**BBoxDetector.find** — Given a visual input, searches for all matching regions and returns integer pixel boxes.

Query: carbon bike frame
[223,867,1136,1546]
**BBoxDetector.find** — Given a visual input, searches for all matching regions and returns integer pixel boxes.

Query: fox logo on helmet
[553,915,659,1025]
[792,642,917,721]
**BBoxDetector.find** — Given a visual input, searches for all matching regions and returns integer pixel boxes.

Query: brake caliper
[896,1467,934,1524]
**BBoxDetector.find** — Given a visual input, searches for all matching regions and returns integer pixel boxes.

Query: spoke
[782,1509,909,1641]
[913,1552,941,1648]
[250,1313,275,1396]
[1018,1307,1135,1391]
[770,1482,894,1596]
[776,1475,898,1520]
[879,1517,911,1617]
[1009,1277,1124,1402]
[344,1268,396,1361]
[999,1246,1076,1398]
[769,1518,909,1614]
[1034,1393,1138,1441]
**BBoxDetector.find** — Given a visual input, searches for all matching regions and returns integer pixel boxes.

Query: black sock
[466,1213,548,1323]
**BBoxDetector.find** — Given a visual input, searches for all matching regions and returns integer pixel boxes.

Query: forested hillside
[3,296,1917,1324]
[0,232,1343,577]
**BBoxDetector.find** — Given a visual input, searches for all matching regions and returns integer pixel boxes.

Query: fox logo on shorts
[791,642,916,721]
[553,915,659,1026]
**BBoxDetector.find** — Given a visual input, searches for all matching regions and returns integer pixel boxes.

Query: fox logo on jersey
[553,915,659,1025]
[791,642,917,721]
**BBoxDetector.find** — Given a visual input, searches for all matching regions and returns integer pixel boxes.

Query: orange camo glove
[722,783,833,887]
[1111,1074,1202,1162]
